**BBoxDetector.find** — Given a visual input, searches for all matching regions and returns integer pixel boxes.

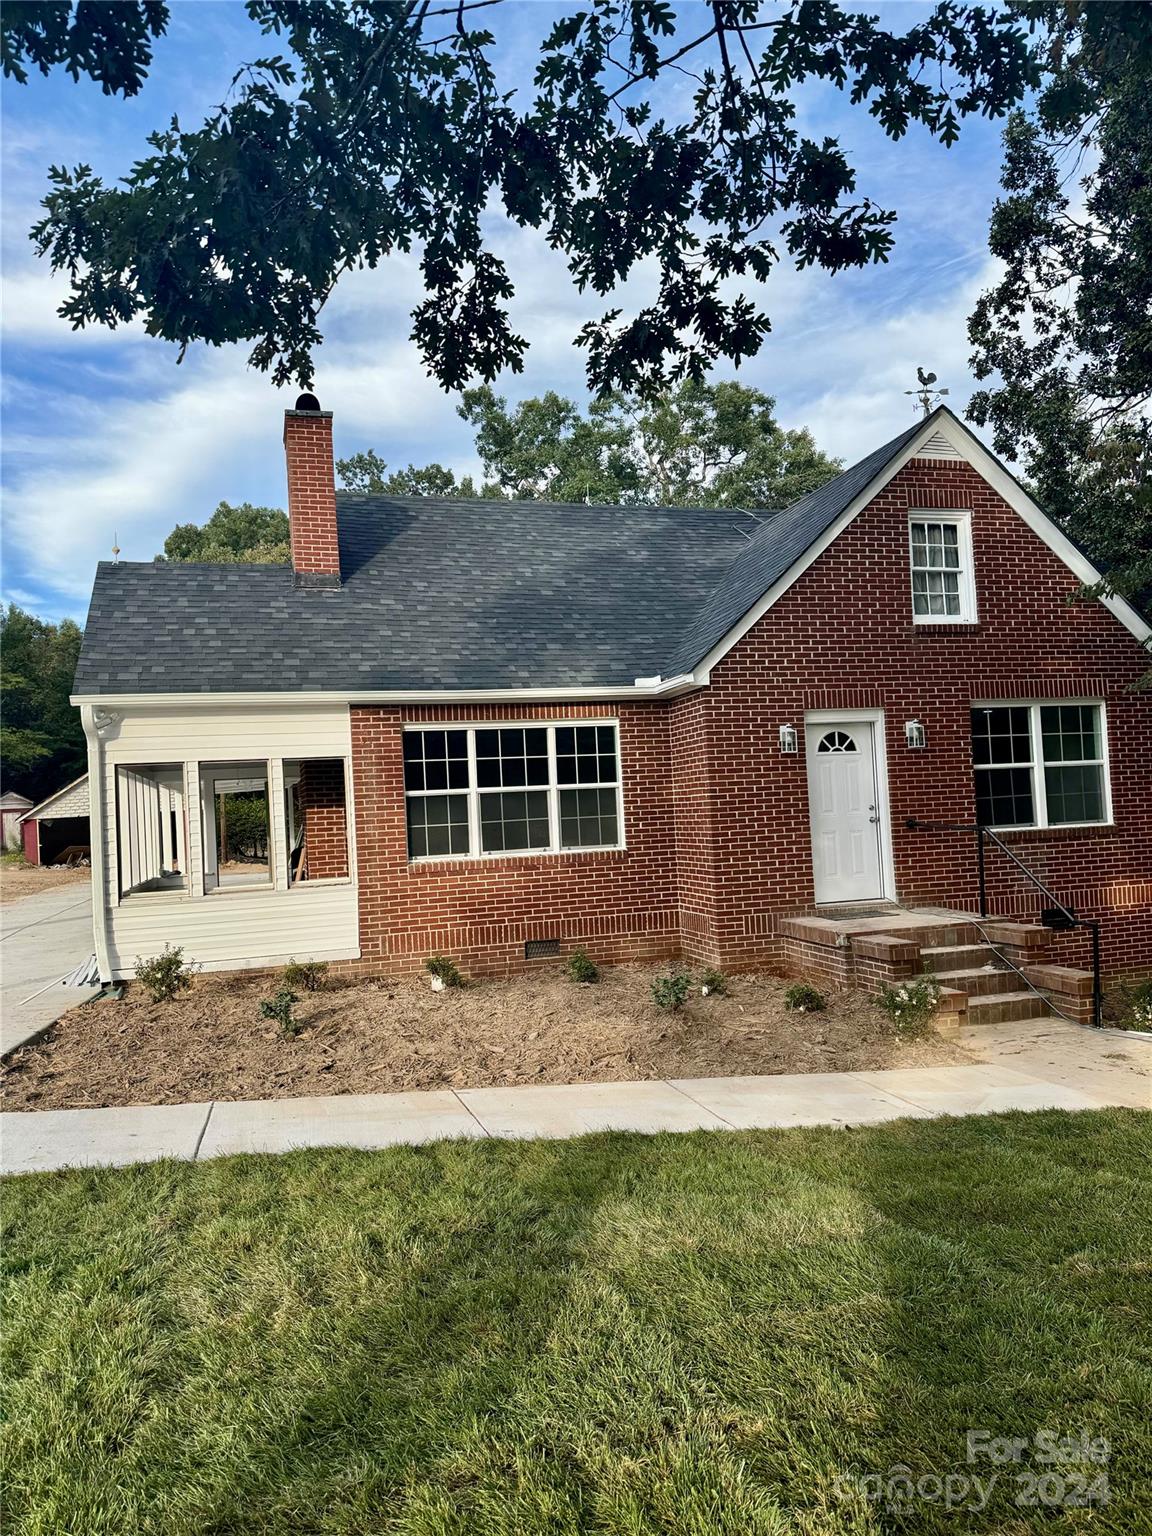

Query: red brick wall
[349,703,681,977]
[693,455,1152,979]
[296,760,349,881]
[283,409,340,579]
[347,455,1151,982]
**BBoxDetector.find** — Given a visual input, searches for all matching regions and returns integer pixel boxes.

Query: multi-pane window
[557,725,620,849]
[971,704,1108,828]
[909,514,975,622]
[403,723,622,859]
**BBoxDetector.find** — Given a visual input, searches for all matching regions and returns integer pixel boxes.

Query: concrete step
[920,943,995,973]
[967,990,1052,1025]
[935,965,1020,998]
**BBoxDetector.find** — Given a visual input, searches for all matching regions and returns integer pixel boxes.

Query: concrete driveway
[1,883,98,1056]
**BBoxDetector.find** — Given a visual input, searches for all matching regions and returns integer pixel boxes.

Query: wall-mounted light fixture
[904,718,926,750]
[779,724,798,754]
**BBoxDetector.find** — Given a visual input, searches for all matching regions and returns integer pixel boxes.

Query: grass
[3,1110,1151,1535]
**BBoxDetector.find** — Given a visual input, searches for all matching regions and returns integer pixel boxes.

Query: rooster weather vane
[905,367,949,418]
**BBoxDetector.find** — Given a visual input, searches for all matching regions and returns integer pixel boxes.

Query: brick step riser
[967,994,1051,1026]
[920,945,997,973]
[935,968,1021,998]
[882,924,983,949]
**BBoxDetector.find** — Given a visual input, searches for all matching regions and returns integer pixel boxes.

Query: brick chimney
[284,392,340,586]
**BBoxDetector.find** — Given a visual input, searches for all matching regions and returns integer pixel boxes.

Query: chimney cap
[294,391,321,412]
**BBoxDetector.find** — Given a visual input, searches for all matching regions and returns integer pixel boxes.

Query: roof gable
[671,407,1150,679]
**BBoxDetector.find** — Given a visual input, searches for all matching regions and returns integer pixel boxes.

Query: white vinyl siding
[98,706,357,978]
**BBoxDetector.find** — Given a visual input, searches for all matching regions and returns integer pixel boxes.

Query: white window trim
[971,699,1112,831]
[403,720,626,862]
[909,509,978,624]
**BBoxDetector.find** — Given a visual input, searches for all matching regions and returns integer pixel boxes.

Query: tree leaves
[968,3,1152,669]
[0,606,85,800]
[16,0,1038,394]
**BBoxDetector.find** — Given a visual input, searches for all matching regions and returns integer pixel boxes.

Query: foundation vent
[524,938,561,959]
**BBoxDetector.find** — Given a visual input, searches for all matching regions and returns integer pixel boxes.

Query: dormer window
[909,511,976,623]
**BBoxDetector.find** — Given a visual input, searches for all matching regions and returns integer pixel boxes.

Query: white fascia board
[69,674,705,711]
[696,408,1150,676]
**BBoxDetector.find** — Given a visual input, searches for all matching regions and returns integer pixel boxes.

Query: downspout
[81,705,114,983]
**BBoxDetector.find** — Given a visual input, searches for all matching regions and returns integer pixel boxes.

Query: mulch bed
[1,964,974,1111]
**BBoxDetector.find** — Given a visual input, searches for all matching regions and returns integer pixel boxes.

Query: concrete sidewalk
[1,884,99,1057]
[3,1021,1147,1174]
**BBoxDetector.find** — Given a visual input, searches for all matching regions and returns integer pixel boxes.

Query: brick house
[73,396,1151,1013]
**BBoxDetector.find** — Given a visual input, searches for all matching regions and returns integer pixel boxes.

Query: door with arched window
[804,719,886,903]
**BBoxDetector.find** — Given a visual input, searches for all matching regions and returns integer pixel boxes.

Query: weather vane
[112,531,120,563]
[905,367,949,418]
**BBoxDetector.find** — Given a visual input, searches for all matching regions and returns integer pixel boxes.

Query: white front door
[805,721,884,904]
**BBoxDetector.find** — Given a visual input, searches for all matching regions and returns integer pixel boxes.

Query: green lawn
[3,1111,1150,1535]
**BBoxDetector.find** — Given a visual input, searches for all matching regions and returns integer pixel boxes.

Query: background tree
[6,1,1039,394]
[335,453,492,499]
[160,501,290,563]
[968,3,1152,658]
[458,380,841,505]
[0,605,85,802]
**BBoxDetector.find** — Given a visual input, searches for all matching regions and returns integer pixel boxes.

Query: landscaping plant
[567,948,599,985]
[133,944,195,1004]
[877,974,942,1038]
[283,959,329,993]
[651,972,692,1012]
[425,955,464,990]
[260,988,301,1038]
[699,968,728,998]
[784,982,826,1014]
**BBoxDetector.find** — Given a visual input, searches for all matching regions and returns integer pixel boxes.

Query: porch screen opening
[116,764,187,897]
[283,759,350,884]
[201,762,271,891]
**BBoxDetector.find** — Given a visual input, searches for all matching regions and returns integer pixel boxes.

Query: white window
[403,723,623,859]
[116,764,187,896]
[971,703,1109,829]
[909,512,976,622]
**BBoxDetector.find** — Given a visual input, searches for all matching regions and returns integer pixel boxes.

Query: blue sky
[2,2,1013,625]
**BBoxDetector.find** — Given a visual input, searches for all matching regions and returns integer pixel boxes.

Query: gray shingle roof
[74,417,926,696]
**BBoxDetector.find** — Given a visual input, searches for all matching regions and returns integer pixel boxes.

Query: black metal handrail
[905,819,1102,1028]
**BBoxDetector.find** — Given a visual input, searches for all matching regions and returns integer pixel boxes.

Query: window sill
[910,622,982,636]
[985,823,1115,841]
[409,846,627,868]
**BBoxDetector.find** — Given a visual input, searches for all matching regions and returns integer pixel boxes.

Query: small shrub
[567,947,600,984]
[784,982,826,1014]
[1112,979,1152,1031]
[699,967,728,998]
[1,849,27,868]
[260,988,301,1037]
[652,971,692,1011]
[877,973,942,1038]
[134,945,196,1004]
[426,955,464,989]
[283,958,329,992]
